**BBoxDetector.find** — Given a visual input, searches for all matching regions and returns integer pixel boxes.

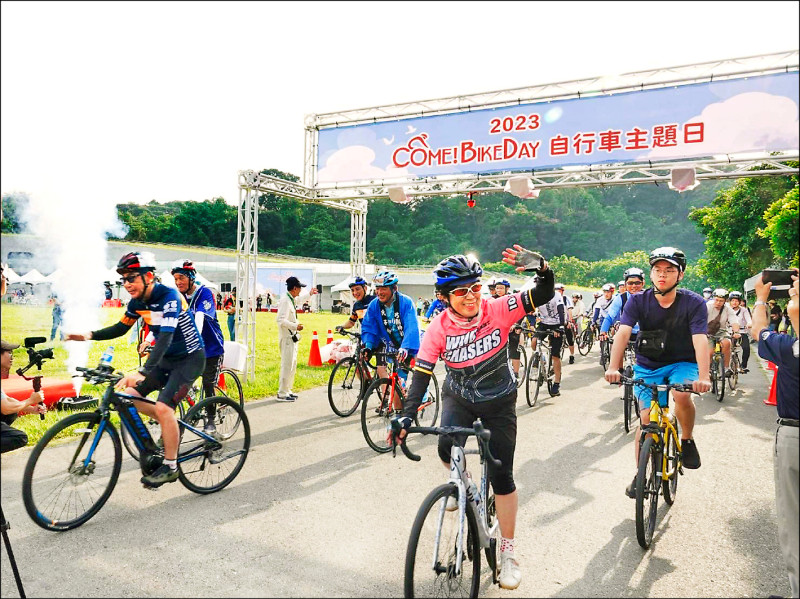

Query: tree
[759,185,799,267]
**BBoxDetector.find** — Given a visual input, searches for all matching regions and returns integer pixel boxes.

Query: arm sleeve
[601,295,622,333]
[194,311,206,334]
[402,369,433,420]
[557,302,566,326]
[141,331,174,374]
[91,320,134,341]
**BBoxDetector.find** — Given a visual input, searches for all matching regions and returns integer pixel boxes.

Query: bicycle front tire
[415,372,440,428]
[728,353,739,391]
[623,366,636,433]
[178,396,250,494]
[635,436,660,549]
[23,412,122,531]
[716,354,726,402]
[404,483,480,598]
[327,356,364,417]
[662,416,680,506]
[361,377,401,453]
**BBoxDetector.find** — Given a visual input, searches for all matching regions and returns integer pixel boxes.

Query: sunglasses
[120,274,141,284]
[450,283,483,297]
[626,280,644,286]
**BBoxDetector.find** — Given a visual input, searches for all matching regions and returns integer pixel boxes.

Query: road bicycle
[327,329,376,417]
[727,336,741,391]
[709,335,726,402]
[618,375,698,549]
[621,340,640,433]
[120,363,244,462]
[22,364,249,532]
[525,328,564,407]
[577,321,596,356]
[599,334,612,372]
[512,324,528,390]
[361,350,440,453]
[393,419,502,598]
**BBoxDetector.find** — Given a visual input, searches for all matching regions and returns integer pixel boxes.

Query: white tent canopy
[331,277,355,293]
[4,267,21,284]
[19,269,48,284]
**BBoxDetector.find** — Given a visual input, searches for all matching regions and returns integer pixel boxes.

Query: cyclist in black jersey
[66,251,205,488]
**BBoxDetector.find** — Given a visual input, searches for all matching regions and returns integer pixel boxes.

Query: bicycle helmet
[712,288,728,298]
[434,254,483,292]
[572,292,582,300]
[170,259,196,280]
[593,291,602,298]
[623,267,645,281]
[648,247,687,272]
[728,291,743,300]
[487,277,497,288]
[348,276,368,289]
[601,283,615,292]
[373,270,398,287]
[617,280,626,288]
[554,283,565,290]
[703,287,712,294]
[496,279,510,288]
[116,251,157,274]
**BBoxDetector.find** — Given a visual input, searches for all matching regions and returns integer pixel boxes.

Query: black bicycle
[327,329,376,417]
[577,322,596,356]
[621,340,640,433]
[22,364,249,531]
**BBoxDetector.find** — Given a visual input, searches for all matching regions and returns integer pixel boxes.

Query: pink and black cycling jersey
[413,291,535,402]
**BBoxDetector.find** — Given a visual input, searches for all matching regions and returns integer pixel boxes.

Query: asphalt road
[1,343,790,598]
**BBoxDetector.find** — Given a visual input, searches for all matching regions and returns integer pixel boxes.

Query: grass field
[2,302,348,442]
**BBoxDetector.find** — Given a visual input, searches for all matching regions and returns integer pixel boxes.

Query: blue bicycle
[22,364,250,531]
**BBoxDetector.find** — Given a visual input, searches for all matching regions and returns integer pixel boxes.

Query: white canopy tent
[19,269,48,284]
[4,267,21,284]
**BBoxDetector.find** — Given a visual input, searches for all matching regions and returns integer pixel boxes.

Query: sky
[1,0,798,209]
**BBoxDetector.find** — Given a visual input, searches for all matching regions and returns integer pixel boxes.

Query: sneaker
[550,382,560,397]
[288,393,299,400]
[141,464,179,488]
[625,475,637,499]
[740,367,749,374]
[445,495,457,512]
[276,394,296,402]
[681,438,701,469]
[568,355,575,364]
[498,552,522,590]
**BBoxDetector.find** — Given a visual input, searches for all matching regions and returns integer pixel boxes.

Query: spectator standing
[276,276,318,402]
[752,269,799,599]
[50,295,64,341]
[224,289,237,341]
[216,292,223,310]
[256,294,263,312]
[416,297,425,316]
[769,299,783,331]
[266,292,272,311]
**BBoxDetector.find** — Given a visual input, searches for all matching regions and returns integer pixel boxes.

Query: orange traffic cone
[764,361,778,406]
[327,329,333,345]
[217,372,226,390]
[308,331,323,367]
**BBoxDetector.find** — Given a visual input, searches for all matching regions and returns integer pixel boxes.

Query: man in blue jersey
[361,270,421,385]
[66,252,205,488]
[172,260,226,433]
[599,267,646,341]
[423,290,447,323]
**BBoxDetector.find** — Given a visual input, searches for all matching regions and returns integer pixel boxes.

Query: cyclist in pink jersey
[392,246,554,590]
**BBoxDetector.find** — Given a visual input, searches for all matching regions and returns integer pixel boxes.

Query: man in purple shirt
[752,269,799,598]
[605,247,711,498]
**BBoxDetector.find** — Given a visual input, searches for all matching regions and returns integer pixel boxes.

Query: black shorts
[201,354,225,397]
[535,323,564,355]
[438,388,517,496]
[508,328,521,360]
[134,351,205,409]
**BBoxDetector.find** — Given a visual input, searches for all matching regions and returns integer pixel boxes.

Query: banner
[316,72,799,184]
[256,267,314,298]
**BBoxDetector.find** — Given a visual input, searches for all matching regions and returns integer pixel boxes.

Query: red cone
[308,330,323,367]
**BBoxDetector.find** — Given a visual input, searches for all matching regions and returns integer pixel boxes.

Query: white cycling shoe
[498,552,522,590]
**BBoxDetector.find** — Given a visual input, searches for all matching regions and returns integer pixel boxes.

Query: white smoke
[17,191,128,394]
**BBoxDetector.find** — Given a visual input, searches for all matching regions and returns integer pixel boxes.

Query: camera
[15,337,54,420]
[290,332,300,343]
[762,269,798,300]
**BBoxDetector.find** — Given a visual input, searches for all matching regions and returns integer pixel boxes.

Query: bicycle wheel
[600,340,609,371]
[23,412,122,531]
[526,354,544,407]
[213,369,244,409]
[546,352,555,396]
[178,396,250,494]
[327,357,364,417]
[516,345,527,389]
[120,400,186,461]
[635,436,660,549]
[577,328,590,356]
[404,483,480,598]
[484,481,498,581]
[416,372,440,428]
[662,417,680,506]
[728,353,739,391]
[623,366,636,433]
[716,354,726,402]
[361,377,400,453]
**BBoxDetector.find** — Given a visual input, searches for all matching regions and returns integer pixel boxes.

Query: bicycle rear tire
[577,328,592,356]
[415,372,439,428]
[623,366,636,434]
[177,396,250,494]
[728,353,739,391]
[23,412,122,531]
[327,357,364,417]
[404,483,480,598]
[635,435,660,549]
[516,345,527,389]
[361,377,401,453]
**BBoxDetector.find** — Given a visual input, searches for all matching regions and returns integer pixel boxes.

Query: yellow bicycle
[620,375,698,549]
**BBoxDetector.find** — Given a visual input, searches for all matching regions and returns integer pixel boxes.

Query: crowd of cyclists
[4,244,794,594]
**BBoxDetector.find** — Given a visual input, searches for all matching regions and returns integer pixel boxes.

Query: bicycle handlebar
[391,420,503,469]
[74,366,124,384]
[616,374,698,395]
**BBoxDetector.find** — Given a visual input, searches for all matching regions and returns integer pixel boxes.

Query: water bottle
[466,473,481,509]
[99,346,114,370]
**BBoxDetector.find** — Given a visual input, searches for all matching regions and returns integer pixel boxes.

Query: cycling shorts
[135,351,205,409]
[632,361,699,409]
[508,328,521,360]
[438,387,517,496]
[535,323,564,356]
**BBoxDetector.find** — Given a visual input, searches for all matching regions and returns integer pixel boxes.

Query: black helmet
[624,267,645,281]
[349,276,368,289]
[116,251,157,274]
[434,254,483,292]
[171,259,196,280]
[649,247,687,272]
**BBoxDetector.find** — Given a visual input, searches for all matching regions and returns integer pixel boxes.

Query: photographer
[1,340,46,453]
[276,276,318,402]
[752,268,799,598]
